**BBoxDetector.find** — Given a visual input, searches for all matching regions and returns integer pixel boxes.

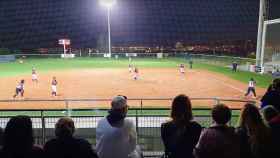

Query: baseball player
[179,64,185,74]
[133,67,139,80]
[128,64,132,73]
[51,77,58,96]
[31,67,38,83]
[245,78,257,98]
[13,79,25,98]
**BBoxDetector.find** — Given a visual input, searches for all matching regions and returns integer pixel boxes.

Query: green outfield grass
[0,57,272,88]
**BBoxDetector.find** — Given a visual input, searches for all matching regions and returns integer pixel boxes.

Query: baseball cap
[111,96,127,110]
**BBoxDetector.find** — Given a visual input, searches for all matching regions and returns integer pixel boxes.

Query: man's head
[55,117,75,138]
[272,78,280,91]
[111,96,128,114]
[212,104,232,125]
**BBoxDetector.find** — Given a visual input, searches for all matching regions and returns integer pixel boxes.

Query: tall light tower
[99,0,116,58]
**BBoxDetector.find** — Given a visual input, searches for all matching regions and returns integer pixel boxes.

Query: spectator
[96,96,141,158]
[161,94,202,158]
[262,105,280,154]
[0,115,43,158]
[262,105,279,123]
[0,127,3,149]
[236,103,274,158]
[261,78,280,111]
[44,117,98,158]
[194,104,240,158]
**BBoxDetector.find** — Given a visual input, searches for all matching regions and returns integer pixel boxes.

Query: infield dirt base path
[0,68,265,109]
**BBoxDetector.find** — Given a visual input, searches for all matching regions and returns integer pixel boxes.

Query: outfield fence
[0,97,256,157]
[6,52,256,67]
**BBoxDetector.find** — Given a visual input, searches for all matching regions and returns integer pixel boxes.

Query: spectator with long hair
[236,103,274,158]
[194,104,240,158]
[0,115,43,158]
[161,94,202,158]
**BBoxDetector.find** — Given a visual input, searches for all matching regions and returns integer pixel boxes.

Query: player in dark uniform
[51,77,58,96]
[13,80,25,98]
[232,61,238,72]
[245,78,257,98]
[189,60,193,69]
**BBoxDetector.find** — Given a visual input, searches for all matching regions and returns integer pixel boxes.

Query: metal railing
[0,97,255,157]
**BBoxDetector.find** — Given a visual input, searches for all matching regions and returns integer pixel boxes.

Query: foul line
[194,70,246,94]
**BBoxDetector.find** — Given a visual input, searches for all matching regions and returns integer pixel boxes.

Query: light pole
[99,0,116,58]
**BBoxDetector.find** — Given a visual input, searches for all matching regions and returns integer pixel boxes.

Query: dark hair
[0,127,3,146]
[171,94,193,124]
[239,103,271,149]
[212,104,231,124]
[272,78,280,91]
[55,117,75,138]
[3,115,34,152]
[239,103,262,128]
[21,80,25,83]
[117,95,127,100]
[262,105,279,122]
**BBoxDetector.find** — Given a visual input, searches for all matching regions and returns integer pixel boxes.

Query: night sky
[0,0,279,49]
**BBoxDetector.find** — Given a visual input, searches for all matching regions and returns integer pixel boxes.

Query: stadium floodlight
[99,0,116,9]
[99,0,116,57]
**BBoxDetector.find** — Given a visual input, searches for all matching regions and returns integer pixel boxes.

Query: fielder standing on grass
[13,79,25,99]
[51,77,58,96]
[245,78,257,98]
[31,67,38,83]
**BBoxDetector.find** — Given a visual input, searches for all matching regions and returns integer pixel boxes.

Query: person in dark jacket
[161,94,202,158]
[261,78,280,111]
[262,105,280,155]
[44,117,98,158]
[194,104,240,158]
[0,115,44,158]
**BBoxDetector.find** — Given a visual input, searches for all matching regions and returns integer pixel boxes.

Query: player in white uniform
[128,64,132,73]
[179,64,185,74]
[13,80,25,98]
[245,78,256,98]
[51,77,58,96]
[32,68,38,83]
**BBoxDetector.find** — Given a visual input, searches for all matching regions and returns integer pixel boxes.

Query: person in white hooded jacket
[96,95,142,158]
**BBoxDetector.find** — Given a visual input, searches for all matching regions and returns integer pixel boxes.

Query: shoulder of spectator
[124,118,136,128]
[190,121,202,129]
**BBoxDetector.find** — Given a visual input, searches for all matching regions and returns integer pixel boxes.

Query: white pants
[51,85,57,93]
[32,74,38,80]
[180,68,185,73]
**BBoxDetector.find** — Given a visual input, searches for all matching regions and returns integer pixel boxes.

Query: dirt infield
[0,68,266,109]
